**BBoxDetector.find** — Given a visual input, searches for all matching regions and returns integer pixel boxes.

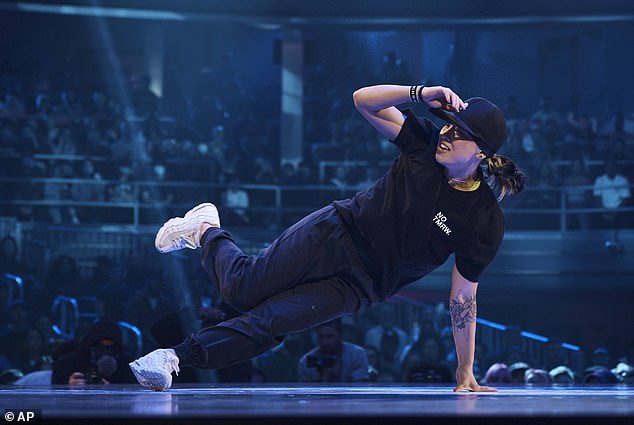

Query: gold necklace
[448,176,481,191]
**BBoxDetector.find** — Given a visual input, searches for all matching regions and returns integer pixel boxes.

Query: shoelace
[161,352,180,376]
[170,233,196,250]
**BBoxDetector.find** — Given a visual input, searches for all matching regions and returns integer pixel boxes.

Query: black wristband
[417,85,425,102]
[409,85,419,103]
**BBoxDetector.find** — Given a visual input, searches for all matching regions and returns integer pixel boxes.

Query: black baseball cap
[430,97,508,157]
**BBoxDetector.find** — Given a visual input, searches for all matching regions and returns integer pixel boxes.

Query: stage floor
[2,384,633,425]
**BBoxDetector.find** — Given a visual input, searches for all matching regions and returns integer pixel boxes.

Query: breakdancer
[130,84,526,392]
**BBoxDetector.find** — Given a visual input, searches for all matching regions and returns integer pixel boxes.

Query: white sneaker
[129,348,180,391]
[155,203,220,253]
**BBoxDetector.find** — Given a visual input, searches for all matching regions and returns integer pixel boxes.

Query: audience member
[364,304,408,380]
[611,362,634,384]
[259,333,310,383]
[483,363,512,385]
[298,319,369,383]
[509,362,530,384]
[43,255,86,308]
[10,327,53,375]
[221,174,250,225]
[584,367,618,384]
[400,334,452,383]
[52,317,136,385]
[524,368,552,385]
[549,365,575,384]
[530,96,563,156]
[0,301,31,360]
[592,159,631,228]
[43,162,79,224]
[123,271,177,353]
[562,159,592,230]
[0,235,30,276]
[71,159,106,223]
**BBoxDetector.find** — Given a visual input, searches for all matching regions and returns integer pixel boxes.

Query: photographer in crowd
[298,319,369,383]
[52,317,136,385]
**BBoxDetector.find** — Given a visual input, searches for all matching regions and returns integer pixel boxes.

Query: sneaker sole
[155,203,220,253]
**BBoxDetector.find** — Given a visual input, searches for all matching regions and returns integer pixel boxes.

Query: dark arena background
[0,1,633,424]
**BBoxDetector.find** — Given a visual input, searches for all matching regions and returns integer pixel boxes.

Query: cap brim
[429,107,493,155]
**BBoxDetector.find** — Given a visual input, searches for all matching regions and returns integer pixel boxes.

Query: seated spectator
[611,362,634,385]
[259,333,310,383]
[584,367,618,384]
[562,159,592,230]
[438,326,458,370]
[221,174,250,225]
[43,255,86,307]
[0,235,30,276]
[0,369,23,384]
[524,161,559,209]
[0,301,31,358]
[123,271,177,353]
[71,159,106,223]
[14,370,53,386]
[34,315,57,353]
[400,334,452,383]
[525,368,552,385]
[549,365,575,385]
[10,327,53,375]
[279,163,297,186]
[108,166,136,203]
[44,162,79,224]
[329,165,351,190]
[253,156,278,185]
[52,317,136,385]
[298,319,369,383]
[482,363,512,385]
[509,362,530,384]
[593,159,631,228]
[530,96,563,156]
[364,304,408,379]
[295,160,317,185]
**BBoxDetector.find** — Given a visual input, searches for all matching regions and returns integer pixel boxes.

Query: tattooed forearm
[450,296,477,330]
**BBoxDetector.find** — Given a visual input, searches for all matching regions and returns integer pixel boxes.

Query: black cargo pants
[173,205,378,370]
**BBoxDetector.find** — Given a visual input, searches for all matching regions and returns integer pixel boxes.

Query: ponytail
[481,155,527,202]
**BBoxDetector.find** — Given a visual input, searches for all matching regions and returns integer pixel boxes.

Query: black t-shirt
[334,109,504,300]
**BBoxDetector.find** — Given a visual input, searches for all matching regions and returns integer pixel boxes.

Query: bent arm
[450,263,496,392]
[352,85,410,141]
[353,84,468,141]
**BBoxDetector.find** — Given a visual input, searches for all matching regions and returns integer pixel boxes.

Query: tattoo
[450,296,477,330]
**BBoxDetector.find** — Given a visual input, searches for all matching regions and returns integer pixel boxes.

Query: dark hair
[481,155,527,202]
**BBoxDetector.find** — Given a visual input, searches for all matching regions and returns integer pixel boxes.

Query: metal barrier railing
[0,176,633,231]
[391,294,584,375]
[51,295,80,340]
[118,321,143,358]
[49,294,143,356]
[1,273,24,306]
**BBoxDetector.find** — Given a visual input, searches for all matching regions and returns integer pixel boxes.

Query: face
[435,124,483,167]
[316,326,341,355]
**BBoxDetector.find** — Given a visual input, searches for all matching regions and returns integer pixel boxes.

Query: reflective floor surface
[1,384,633,425]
